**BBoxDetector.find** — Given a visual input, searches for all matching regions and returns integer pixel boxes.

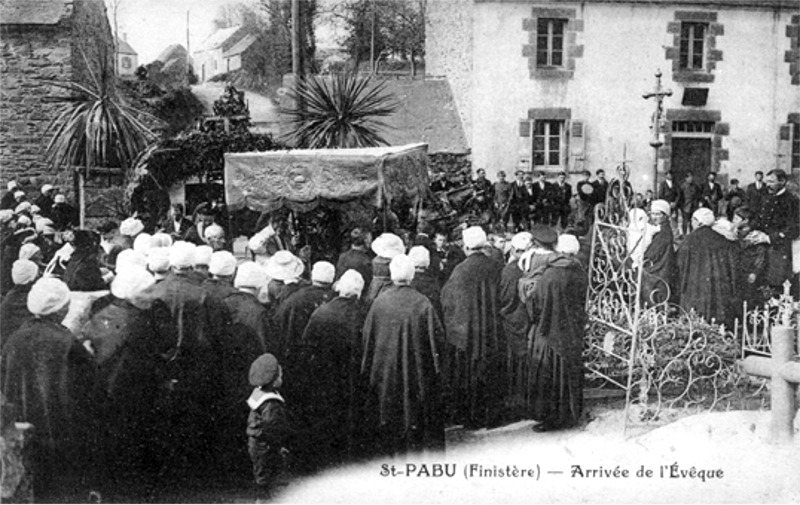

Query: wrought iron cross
[643,70,672,192]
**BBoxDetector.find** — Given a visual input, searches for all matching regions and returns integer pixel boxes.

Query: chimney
[123,32,128,42]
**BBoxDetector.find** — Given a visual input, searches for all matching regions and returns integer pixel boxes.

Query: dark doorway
[671,137,712,183]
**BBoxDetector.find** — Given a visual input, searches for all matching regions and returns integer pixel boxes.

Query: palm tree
[281,73,398,149]
[44,50,158,227]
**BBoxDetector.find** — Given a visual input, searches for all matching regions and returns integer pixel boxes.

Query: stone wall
[425,0,474,144]
[428,152,472,180]
[1,0,115,203]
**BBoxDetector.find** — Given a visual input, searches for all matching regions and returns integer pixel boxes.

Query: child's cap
[249,353,280,387]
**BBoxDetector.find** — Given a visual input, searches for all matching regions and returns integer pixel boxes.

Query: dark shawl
[1,318,96,484]
[335,248,373,288]
[274,284,334,361]
[499,259,532,421]
[0,284,33,345]
[410,268,443,318]
[529,255,588,428]
[365,256,393,306]
[440,252,505,428]
[677,226,741,328]
[642,224,677,305]
[361,285,445,456]
[289,296,367,465]
[64,250,106,292]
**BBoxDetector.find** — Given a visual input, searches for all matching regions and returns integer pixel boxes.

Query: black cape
[499,259,531,420]
[642,224,677,306]
[1,318,96,497]
[440,252,505,428]
[0,284,33,345]
[676,226,740,327]
[410,268,443,318]
[275,284,334,361]
[361,285,445,456]
[365,256,393,306]
[335,248,373,288]
[291,296,368,467]
[529,255,587,429]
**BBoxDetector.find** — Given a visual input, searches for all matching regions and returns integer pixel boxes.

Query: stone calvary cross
[642,70,672,193]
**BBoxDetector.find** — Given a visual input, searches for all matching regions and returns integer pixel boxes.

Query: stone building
[116,35,137,77]
[427,0,800,190]
[192,25,245,82]
[0,0,115,192]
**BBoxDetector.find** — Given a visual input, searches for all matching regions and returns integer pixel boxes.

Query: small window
[121,56,131,69]
[679,22,706,70]
[536,18,567,68]
[533,120,565,167]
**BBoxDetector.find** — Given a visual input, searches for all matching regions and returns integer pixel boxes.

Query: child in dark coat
[246,353,292,500]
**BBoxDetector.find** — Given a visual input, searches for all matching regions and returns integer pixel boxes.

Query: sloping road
[191,81,280,134]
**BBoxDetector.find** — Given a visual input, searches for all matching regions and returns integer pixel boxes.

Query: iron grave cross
[643,69,672,193]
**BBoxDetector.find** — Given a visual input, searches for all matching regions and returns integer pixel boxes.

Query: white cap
[463,226,488,249]
[14,201,31,214]
[30,205,41,214]
[265,250,304,281]
[147,247,170,274]
[389,254,415,284]
[169,241,196,269]
[18,243,41,261]
[235,261,267,289]
[370,233,405,259]
[408,245,430,268]
[54,194,66,204]
[712,218,738,241]
[27,277,70,316]
[13,191,24,200]
[0,209,13,223]
[120,217,144,237]
[311,261,335,284]
[41,184,54,194]
[209,251,237,277]
[111,269,155,301]
[116,249,148,273]
[510,232,533,251]
[7,181,18,190]
[335,269,364,298]
[650,199,671,216]
[149,233,173,249]
[193,245,213,266]
[204,224,225,240]
[555,234,580,255]
[692,208,715,227]
[11,259,39,285]
[133,233,152,256]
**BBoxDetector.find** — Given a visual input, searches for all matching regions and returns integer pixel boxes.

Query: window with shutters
[536,18,567,68]
[533,120,565,168]
[679,22,707,70]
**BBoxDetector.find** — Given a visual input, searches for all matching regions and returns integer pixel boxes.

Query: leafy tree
[45,49,158,226]
[335,0,425,74]
[281,73,398,148]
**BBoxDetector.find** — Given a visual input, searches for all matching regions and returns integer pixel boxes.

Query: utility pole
[186,10,190,55]
[292,0,302,76]
[643,69,672,193]
[370,0,376,74]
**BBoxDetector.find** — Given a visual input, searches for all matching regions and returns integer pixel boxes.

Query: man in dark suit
[658,171,680,221]
[591,169,609,205]
[753,169,800,291]
[745,170,769,220]
[700,172,724,215]
[183,203,215,246]
[531,171,552,225]
[550,171,572,229]
[679,173,701,236]
[160,203,193,242]
[508,170,529,231]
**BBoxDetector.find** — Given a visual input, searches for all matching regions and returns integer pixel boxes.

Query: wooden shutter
[777,123,792,171]
[519,119,533,172]
[569,120,585,171]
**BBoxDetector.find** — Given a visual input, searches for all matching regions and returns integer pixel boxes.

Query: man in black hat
[753,169,800,292]
[184,203,215,246]
[335,227,373,287]
[745,170,769,219]
[658,171,680,222]
[531,172,552,225]
[508,170,528,231]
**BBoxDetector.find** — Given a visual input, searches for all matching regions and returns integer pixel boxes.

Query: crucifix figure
[643,69,672,193]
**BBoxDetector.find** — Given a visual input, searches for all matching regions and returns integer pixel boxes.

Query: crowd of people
[0,167,797,501]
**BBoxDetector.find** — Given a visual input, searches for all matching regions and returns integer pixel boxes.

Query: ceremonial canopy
[223,143,429,213]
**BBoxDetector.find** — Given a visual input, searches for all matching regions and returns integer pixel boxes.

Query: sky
[114,0,342,65]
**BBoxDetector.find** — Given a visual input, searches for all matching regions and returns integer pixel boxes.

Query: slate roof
[380,78,469,154]
[197,25,241,52]
[223,34,256,58]
[117,37,137,55]
[0,0,72,25]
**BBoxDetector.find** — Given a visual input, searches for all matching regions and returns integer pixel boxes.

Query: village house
[116,35,137,77]
[0,0,115,190]
[426,0,800,190]
[192,25,247,82]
